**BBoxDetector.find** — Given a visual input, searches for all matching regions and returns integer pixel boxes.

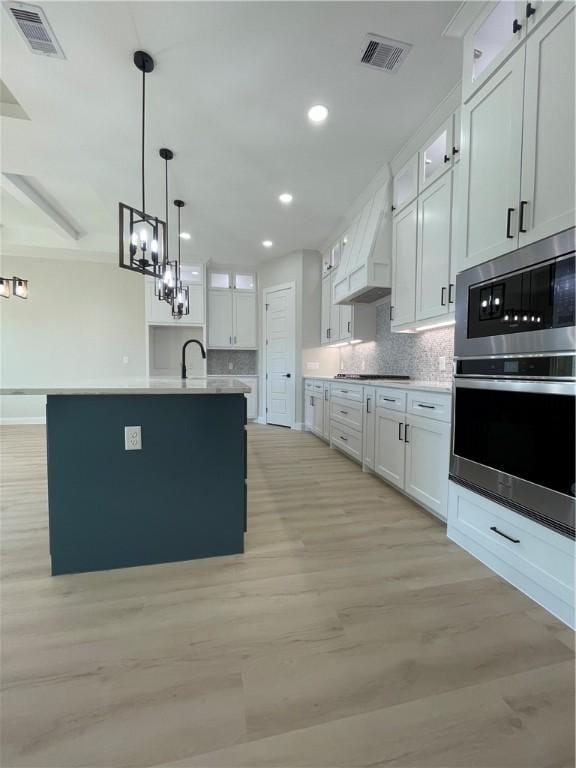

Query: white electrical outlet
[438,356,446,372]
[228,361,234,371]
[124,426,142,451]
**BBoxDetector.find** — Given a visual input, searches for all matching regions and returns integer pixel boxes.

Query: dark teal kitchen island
[2,378,250,575]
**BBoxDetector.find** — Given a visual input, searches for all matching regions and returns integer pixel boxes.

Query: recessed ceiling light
[179,232,191,240]
[279,193,293,204]
[308,104,328,123]
[262,240,273,248]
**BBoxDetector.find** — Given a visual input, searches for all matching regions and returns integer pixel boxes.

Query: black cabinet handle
[526,2,536,18]
[284,373,291,378]
[340,410,348,416]
[366,397,371,414]
[513,18,522,33]
[381,397,396,403]
[324,389,328,401]
[506,207,515,239]
[490,526,520,544]
[391,205,396,212]
[389,305,394,321]
[398,422,404,441]
[519,200,528,233]
[310,396,314,406]
[448,283,455,304]
[347,321,351,333]
[441,286,447,306]
[443,154,451,164]
[340,435,348,442]
[417,403,435,409]
[452,146,459,156]
[404,424,410,444]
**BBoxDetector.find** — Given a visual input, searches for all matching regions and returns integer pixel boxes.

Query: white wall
[0,255,147,422]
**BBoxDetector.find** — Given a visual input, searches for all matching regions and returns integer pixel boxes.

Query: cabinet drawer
[407,391,451,422]
[448,482,575,612]
[376,388,407,412]
[330,397,363,431]
[313,382,324,393]
[330,383,363,402]
[331,422,363,463]
[305,380,315,392]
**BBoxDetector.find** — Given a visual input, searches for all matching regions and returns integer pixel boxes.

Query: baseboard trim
[0,417,46,426]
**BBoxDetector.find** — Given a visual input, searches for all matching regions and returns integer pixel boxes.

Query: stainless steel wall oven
[451,228,575,538]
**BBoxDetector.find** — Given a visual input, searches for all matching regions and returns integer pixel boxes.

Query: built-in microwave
[454,228,575,359]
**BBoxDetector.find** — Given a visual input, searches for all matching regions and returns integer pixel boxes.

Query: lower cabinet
[404,414,450,515]
[322,383,330,440]
[375,408,405,489]
[374,394,451,520]
[362,387,376,471]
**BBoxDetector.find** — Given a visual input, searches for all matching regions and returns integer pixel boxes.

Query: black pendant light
[155,148,180,306]
[118,51,166,278]
[172,199,190,319]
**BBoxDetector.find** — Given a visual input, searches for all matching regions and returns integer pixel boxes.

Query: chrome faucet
[181,339,206,379]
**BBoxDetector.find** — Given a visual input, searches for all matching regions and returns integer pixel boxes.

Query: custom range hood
[332,182,392,304]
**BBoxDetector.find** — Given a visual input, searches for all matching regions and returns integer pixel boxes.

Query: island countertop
[0,377,252,396]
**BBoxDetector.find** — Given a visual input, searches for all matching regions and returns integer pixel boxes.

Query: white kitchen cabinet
[209,270,231,290]
[322,383,331,441]
[392,154,418,214]
[329,275,341,343]
[312,391,324,437]
[304,382,314,431]
[391,199,418,328]
[462,0,525,103]
[145,265,205,326]
[460,47,525,271]
[404,413,451,520]
[233,292,256,347]
[416,173,453,322]
[339,304,352,340]
[519,1,575,246]
[208,290,256,349]
[321,274,332,345]
[362,387,376,472]
[322,242,340,275]
[419,116,453,192]
[374,407,405,490]
[208,290,233,347]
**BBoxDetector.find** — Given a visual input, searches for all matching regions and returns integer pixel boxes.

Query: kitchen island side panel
[46,394,246,575]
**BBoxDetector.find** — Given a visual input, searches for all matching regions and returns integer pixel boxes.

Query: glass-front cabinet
[392,154,418,215]
[419,116,454,191]
[209,269,256,292]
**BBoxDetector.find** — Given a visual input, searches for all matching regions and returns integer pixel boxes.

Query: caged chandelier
[118,51,166,282]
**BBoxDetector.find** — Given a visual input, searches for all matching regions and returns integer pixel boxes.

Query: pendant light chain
[141,68,146,217]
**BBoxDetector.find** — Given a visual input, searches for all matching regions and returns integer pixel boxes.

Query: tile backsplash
[339,298,454,382]
[207,349,258,375]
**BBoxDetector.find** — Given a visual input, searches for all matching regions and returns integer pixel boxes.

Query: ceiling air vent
[6,2,65,59]
[360,34,411,74]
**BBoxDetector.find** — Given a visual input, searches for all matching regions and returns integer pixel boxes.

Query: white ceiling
[1,1,462,265]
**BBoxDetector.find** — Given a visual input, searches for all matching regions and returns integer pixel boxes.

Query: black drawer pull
[340,410,348,415]
[417,403,435,409]
[448,283,455,304]
[443,154,450,164]
[506,207,515,238]
[340,435,348,442]
[366,397,371,414]
[381,397,396,402]
[490,526,520,544]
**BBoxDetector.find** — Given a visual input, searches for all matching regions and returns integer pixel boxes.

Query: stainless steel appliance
[451,227,576,538]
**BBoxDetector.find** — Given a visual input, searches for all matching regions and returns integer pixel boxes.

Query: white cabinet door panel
[416,173,452,321]
[375,408,405,490]
[405,414,450,519]
[329,273,340,342]
[187,284,204,325]
[393,154,418,214]
[520,2,575,246]
[339,304,352,340]
[233,292,256,347]
[460,48,525,270]
[207,290,233,347]
[391,200,418,326]
[321,275,331,345]
[420,116,453,191]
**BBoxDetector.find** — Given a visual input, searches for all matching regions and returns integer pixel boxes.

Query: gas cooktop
[334,374,410,380]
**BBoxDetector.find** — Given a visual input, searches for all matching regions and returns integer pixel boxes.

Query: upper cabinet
[391,199,418,328]
[459,1,574,272]
[462,0,561,103]
[207,268,257,348]
[519,1,575,245]
[145,264,205,326]
[419,117,454,191]
[392,154,418,214]
[322,242,341,275]
[320,268,376,346]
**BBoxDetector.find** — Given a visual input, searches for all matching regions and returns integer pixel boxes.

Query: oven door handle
[454,377,575,396]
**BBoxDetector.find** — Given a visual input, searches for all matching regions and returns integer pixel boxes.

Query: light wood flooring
[0,424,574,768]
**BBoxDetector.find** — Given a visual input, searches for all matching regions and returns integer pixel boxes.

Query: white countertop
[0,377,252,396]
[304,376,452,394]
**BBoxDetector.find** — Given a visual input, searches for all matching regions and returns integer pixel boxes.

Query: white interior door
[265,285,295,428]
[520,2,575,246]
